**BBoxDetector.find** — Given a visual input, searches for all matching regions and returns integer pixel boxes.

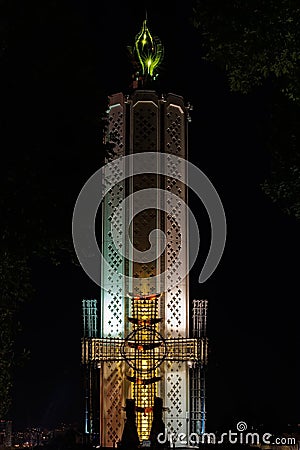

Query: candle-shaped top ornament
[128,18,164,87]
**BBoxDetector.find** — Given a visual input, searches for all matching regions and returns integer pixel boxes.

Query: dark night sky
[2,0,299,433]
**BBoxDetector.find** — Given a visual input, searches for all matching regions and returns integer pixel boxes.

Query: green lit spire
[129,18,164,85]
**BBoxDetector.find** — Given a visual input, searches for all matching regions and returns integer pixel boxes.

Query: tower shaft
[101,91,189,445]
[82,90,208,447]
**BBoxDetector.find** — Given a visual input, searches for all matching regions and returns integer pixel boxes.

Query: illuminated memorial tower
[82,19,208,447]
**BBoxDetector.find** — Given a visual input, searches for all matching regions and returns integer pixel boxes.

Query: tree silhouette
[193,0,300,219]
